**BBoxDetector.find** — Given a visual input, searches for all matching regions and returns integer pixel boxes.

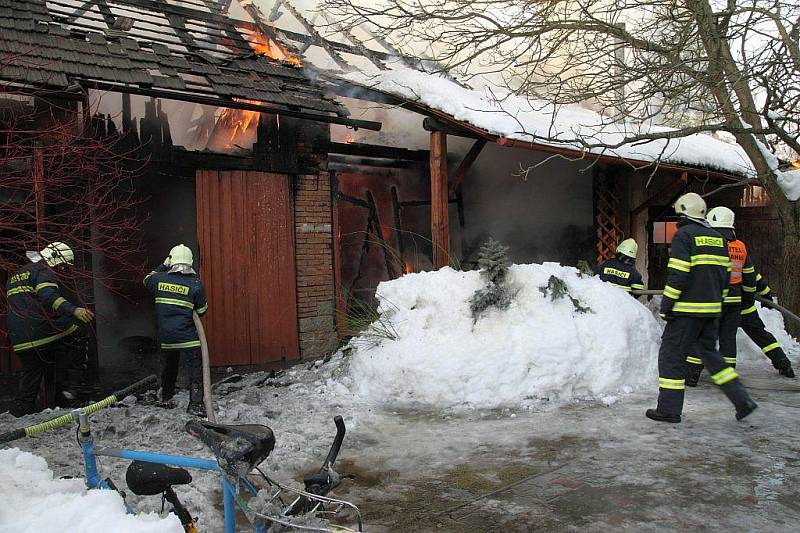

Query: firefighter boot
[187,384,206,417]
[776,359,795,378]
[735,399,758,421]
[645,409,681,423]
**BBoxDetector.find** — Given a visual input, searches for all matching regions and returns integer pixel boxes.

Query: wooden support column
[430,130,449,269]
[32,144,45,243]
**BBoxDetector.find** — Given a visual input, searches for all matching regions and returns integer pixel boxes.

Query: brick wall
[294,171,338,358]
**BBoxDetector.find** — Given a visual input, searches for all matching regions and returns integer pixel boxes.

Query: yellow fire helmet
[169,244,193,267]
[616,238,638,259]
[41,241,74,267]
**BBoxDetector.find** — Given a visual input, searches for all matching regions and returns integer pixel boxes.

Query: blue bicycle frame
[76,410,264,533]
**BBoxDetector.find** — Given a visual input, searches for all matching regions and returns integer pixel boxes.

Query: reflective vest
[728,240,746,285]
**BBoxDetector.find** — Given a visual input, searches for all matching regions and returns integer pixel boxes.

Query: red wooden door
[196,170,299,366]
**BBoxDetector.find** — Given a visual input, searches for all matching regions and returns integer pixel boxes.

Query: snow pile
[347,263,661,409]
[738,303,800,362]
[344,61,754,177]
[0,448,182,533]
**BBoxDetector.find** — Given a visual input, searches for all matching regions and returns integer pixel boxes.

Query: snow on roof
[342,60,757,178]
[256,1,796,194]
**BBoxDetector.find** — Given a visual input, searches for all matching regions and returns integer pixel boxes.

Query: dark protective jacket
[660,219,731,318]
[595,255,645,294]
[741,269,773,315]
[5,261,79,352]
[144,264,208,350]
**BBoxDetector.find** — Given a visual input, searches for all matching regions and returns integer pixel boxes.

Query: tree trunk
[780,226,800,338]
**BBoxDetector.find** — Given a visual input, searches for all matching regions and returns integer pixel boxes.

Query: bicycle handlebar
[0,375,158,445]
[322,416,346,470]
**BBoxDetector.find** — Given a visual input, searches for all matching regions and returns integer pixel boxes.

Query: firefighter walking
[5,242,95,416]
[647,193,757,423]
[595,238,646,294]
[685,207,756,386]
[740,271,795,377]
[144,244,208,417]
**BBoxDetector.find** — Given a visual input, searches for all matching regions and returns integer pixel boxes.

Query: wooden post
[430,130,449,269]
[32,144,45,243]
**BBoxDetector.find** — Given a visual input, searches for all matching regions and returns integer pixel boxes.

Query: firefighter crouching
[5,242,95,417]
[685,207,756,386]
[595,238,646,294]
[144,244,208,417]
[740,271,795,377]
[647,193,757,423]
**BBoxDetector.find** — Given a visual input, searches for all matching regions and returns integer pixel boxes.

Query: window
[652,221,678,244]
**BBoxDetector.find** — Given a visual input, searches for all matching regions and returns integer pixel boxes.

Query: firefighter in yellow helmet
[646,193,756,423]
[144,244,208,417]
[5,242,95,416]
[595,238,645,295]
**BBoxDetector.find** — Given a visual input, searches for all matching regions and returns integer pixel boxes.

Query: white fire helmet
[673,192,707,221]
[169,244,193,267]
[41,242,74,267]
[706,206,735,229]
[616,238,638,259]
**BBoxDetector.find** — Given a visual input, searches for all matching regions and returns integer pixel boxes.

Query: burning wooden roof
[0,0,379,129]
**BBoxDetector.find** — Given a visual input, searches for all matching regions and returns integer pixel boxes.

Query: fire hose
[630,290,800,326]
[0,374,158,445]
[193,311,216,423]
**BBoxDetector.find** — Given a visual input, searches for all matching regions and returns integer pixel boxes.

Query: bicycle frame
[76,410,263,533]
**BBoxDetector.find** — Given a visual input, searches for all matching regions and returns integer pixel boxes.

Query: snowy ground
[2,265,799,531]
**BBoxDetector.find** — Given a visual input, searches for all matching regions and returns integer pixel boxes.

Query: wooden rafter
[281,0,353,71]
[448,138,486,196]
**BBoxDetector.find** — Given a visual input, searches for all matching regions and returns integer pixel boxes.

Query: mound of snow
[0,448,182,533]
[347,263,661,409]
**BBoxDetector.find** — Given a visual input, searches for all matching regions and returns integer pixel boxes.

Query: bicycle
[1,375,362,532]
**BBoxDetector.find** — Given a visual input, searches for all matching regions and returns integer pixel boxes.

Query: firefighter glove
[73,307,95,323]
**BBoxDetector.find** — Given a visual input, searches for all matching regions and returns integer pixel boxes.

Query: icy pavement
[2,351,799,532]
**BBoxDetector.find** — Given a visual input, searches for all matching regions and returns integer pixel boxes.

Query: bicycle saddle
[125,460,192,496]
[185,421,275,477]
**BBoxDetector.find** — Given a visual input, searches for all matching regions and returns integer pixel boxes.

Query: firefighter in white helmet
[646,192,757,423]
[685,206,756,385]
[690,207,794,379]
[595,238,645,295]
[144,244,208,417]
[5,242,95,416]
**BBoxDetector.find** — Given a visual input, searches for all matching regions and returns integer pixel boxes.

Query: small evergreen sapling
[470,239,515,321]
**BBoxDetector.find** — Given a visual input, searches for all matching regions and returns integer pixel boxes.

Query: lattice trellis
[593,173,624,264]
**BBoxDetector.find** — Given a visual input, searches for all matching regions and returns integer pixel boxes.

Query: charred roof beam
[76,79,382,130]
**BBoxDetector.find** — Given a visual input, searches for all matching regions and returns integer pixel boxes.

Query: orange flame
[247,30,301,65]
[216,99,264,148]
[404,262,412,274]
[344,134,354,144]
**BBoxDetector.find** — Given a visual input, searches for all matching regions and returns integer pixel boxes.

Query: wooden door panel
[196,170,298,366]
